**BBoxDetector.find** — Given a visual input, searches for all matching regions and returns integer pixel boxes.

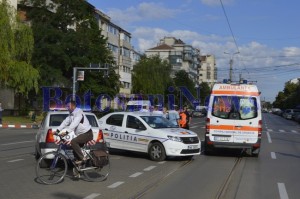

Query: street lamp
[224,51,239,82]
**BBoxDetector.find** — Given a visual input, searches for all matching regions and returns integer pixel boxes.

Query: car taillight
[205,118,210,134]
[96,130,104,143]
[258,120,262,137]
[46,129,55,143]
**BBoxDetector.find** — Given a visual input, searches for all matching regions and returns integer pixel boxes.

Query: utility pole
[72,64,109,100]
[224,51,239,82]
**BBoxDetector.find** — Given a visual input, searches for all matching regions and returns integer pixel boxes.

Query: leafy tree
[0,1,39,96]
[132,55,173,96]
[21,0,118,97]
[199,82,211,106]
[173,70,196,107]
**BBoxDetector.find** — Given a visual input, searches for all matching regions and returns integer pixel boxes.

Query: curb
[0,124,39,129]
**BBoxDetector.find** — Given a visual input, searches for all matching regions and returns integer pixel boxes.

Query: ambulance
[204,83,262,156]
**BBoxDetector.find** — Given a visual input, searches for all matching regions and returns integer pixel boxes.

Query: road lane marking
[108,181,124,188]
[278,183,289,199]
[291,130,297,134]
[83,193,101,199]
[144,166,156,171]
[1,140,34,146]
[267,129,273,132]
[271,152,276,159]
[279,130,285,133]
[129,172,143,178]
[157,161,166,164]
[8,159,24,163]
[266,131,272,143]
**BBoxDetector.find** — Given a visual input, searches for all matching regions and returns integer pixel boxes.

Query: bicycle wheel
[36,152,68,185]
[82,157,110,182]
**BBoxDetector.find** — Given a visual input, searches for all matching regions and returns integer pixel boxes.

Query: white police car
[35,109,105,165]
[98,111,201,161]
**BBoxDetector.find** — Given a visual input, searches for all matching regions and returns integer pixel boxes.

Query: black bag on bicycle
[91,150,109,167]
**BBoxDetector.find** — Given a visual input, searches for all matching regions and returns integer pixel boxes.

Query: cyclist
[56,100,93,166]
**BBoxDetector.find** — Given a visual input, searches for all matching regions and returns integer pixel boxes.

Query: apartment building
[145,37,216,86]
[94,9,134,95]
[199,55,217,88]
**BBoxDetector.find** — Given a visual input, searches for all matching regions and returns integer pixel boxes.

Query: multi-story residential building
[199,55,217,88]
[145,37,216,86]
[94,9,134,95]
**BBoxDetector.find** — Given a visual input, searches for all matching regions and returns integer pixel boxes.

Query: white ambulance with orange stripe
[204,83,262,156]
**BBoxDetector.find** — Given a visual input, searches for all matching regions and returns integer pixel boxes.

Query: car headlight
[167,135,183,142]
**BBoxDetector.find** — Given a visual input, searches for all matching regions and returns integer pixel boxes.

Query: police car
[35,108,105,165]
[98,111,201,161]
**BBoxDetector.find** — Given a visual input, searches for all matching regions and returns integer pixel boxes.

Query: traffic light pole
[72,66,109,100]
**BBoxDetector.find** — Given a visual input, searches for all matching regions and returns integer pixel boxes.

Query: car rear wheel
[148,142,166,161]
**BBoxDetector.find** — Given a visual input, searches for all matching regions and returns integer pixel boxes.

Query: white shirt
[58,108,91,136]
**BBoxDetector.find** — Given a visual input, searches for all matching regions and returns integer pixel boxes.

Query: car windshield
[140,116,178,128]
[49,114,99,127]
[212,96,258,120]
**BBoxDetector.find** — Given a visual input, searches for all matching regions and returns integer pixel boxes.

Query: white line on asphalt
[83,193,101,199]
[8,159,24,163]
[1,140,34,146]
[278,183,289,199]
[108,182,124,188]
[144,166,156,171]
[267,129,273,132]
[291,130,297,133]
[129,172,143,178]
[266,131,272,143]
[271,152,276,159]
[157,161,166,164]
[279,130,285,133]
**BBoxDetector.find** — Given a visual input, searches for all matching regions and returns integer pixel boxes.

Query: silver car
[35,110,106,163]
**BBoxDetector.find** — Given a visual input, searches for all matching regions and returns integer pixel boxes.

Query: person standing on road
[167,106,180,127]
[0,103,3,124]
[183,106,192,130]
[56,100,93,165]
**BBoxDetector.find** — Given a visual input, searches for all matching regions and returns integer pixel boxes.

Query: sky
[87,0,300,103]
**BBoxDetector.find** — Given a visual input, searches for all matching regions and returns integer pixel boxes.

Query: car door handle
[105,128,108,130]
[235,125,242,128]
[125,131,128,134]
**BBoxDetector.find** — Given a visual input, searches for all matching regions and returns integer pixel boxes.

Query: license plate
[214,136,230,141]
[188,145,198,150]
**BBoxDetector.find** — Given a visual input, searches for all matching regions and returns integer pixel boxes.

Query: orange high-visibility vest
[179,112,187,128]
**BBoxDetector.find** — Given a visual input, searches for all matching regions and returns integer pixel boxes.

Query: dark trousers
[71,129,93,161]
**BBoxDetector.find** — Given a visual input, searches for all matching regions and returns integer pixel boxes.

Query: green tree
[173,70,196,107]
[132,55,173,95]
[199,82,211,106]
[0,1,39,96]
[22,0,118,97]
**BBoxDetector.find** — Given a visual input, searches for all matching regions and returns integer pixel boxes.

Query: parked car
[293,112,300,123]
[98,111,201,161]
[35,110,106,165]
[282,109,300,120]
[191,109,207,118]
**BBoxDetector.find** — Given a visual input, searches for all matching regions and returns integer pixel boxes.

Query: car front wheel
[148,142,166,161]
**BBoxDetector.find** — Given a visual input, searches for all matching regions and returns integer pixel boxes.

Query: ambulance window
[106,114,124,126]
[212,96,232,119]
[239,97,257,119]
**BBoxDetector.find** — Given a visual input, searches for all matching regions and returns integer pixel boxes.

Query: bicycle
[36,133,110,185]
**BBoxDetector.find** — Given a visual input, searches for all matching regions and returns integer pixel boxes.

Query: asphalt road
[0,113,299,199]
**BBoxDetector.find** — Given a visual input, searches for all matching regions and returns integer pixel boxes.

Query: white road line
[279,130,285,133]
[108,181,124,188]
[266,131,272,143]
[278,183,289,199]
[83,193,101,199]
[157,161,166,164]
[271,152,276,159]
[8,159,24,163]
[267,129,273,132]
[129,172,143,178]
[144,166,156,171]
[291,130,297,133]
[1,140,34,146]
